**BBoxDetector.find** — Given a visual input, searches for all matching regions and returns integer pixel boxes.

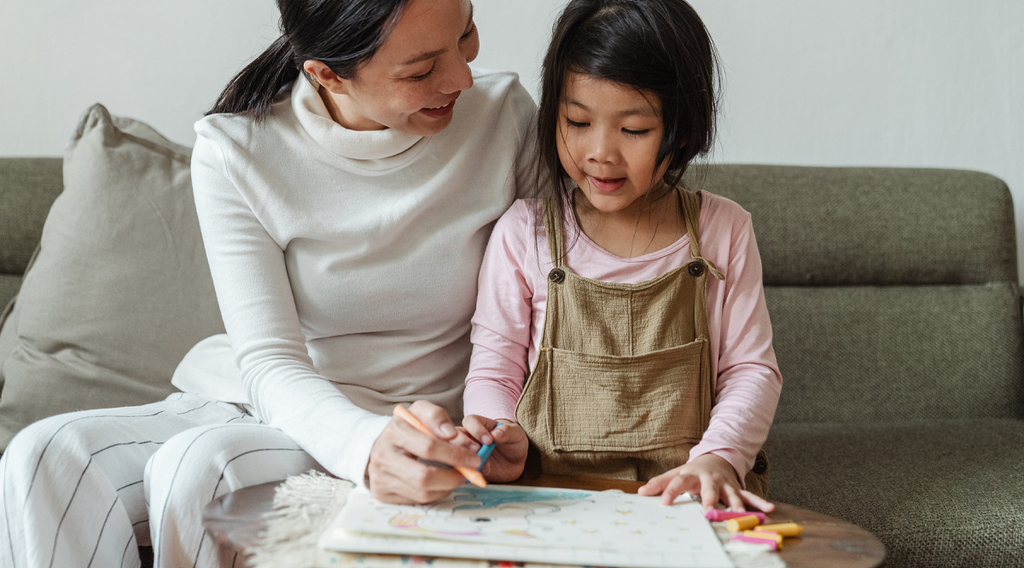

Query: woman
[0,0,536,566]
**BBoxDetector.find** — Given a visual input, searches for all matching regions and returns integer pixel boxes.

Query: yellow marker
[392,405,487,488]
[725,515,761,533]
[754,523,804,537]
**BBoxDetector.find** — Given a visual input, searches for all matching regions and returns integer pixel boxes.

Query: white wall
[2,0,1022,277]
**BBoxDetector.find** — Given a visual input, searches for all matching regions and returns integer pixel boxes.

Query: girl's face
[328,0,479,136]
[556,74,668,218]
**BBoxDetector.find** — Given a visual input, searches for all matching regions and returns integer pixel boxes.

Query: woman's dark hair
[536,0,721,229]
[208,0,412,119]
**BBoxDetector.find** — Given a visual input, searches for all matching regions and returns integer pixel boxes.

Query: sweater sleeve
[191,133,390,486]
[687,209,782,483]
[464,201,536,421]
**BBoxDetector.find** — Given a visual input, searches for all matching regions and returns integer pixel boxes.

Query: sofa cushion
[764,419,1024,568]
[0,104,225,449]
[699,165,1017,286]
[0,158,63,280]
[765,283,1024,423]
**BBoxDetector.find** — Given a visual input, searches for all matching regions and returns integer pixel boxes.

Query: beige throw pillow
[0,104,225,449]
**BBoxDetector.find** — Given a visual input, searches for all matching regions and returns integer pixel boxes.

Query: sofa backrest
[698,165,1024,424]
[0,158,63,309]
[4,160,1022,424]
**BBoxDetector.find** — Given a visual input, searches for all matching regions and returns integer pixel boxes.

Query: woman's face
[327,0,479,136]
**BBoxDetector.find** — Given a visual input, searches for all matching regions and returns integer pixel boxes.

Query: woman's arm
[191,134,478,499]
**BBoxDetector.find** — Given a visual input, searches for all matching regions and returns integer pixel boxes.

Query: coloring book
[318,485,733,568]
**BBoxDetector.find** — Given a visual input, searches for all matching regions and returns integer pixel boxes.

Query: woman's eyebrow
[400,3,475,67]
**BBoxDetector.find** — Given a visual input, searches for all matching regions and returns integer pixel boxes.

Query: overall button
[548,268,566,283]
[687,262,705,277]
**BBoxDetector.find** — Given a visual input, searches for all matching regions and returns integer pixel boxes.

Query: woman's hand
[638,453,774,513]
[460,415,528,482]
[366,401,482,504]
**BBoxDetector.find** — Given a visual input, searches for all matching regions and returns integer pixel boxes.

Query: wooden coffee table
[204,474,884,568]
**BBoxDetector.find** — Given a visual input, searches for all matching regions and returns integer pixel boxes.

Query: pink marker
[730,533,779,551]
[704,510,767,523]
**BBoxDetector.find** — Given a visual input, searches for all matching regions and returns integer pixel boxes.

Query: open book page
[319,484,732,568]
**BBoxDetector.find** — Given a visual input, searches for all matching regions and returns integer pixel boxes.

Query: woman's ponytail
[207,35,300,119]
[207,0,411,120]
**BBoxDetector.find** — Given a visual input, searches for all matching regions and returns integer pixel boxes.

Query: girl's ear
[302,60,350,95]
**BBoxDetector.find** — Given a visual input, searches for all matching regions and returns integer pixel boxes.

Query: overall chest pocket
[543,337,709,453]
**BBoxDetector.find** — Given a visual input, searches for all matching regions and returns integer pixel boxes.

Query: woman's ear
[302,60,349,95]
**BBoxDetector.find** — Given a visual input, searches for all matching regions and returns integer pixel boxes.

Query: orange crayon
[392,405,487,488]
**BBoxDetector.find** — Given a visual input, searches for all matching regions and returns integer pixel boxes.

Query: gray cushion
[0,104,225,449]
[695,165,1017,286]
[765,283,1024,423]
[765,419,1024,568]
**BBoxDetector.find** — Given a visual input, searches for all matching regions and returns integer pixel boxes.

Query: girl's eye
[409,67,435,81]
[461,23,478,41]
[623,128,651,137]
[566,119,588,128]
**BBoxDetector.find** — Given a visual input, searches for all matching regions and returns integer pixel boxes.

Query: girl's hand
[366,401,482,504]
[638,453,775,513]
[460,415,528,482]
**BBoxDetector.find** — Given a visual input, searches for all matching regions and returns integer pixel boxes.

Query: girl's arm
[463,201,537,420]
[192,134,477,499]
[693,209,782,478]
[641,201,782,510]
[462,202,537,480]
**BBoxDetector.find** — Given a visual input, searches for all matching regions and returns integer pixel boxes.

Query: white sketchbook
[318,484,733,568]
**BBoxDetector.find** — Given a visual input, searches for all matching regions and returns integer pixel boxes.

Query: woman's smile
[420,96,459,118]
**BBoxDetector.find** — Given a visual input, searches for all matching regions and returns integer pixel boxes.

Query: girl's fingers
[698,474,721,511]
[660,471,699,506]
[637,468,677,496]
[722,483,745,512]
[461,414,497,444]
[739,490,775,513]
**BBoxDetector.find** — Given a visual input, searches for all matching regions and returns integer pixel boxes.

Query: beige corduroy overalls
[515,189,769,497]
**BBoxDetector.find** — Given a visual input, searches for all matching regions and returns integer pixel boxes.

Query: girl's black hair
[536,0,721,235]
[208,0,412,119]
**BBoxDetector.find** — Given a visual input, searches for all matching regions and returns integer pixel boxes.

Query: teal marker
[476,422,503,471]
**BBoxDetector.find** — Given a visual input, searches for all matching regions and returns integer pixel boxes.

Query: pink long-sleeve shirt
[464,192,782,479]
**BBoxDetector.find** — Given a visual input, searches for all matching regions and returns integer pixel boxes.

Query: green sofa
[703,165,1024,567]
[2,155,1023,567]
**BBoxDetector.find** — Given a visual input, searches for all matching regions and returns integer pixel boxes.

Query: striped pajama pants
[0,393,325,568]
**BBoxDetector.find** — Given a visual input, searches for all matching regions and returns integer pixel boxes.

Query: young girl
[461,0,782,513]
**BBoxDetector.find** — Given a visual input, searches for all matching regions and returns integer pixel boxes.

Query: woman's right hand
[366,401,482,504]
[460,415,528,482]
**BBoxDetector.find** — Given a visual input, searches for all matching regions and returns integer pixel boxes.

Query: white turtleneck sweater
[185,70,537,484]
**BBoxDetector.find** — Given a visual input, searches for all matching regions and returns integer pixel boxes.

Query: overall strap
[542,196,566,268]
[678,189,725,281]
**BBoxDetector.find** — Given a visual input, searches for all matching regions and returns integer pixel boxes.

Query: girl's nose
[587,130,619,164]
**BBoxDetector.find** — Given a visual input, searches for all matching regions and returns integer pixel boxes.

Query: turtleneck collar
[291,76,424,163]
